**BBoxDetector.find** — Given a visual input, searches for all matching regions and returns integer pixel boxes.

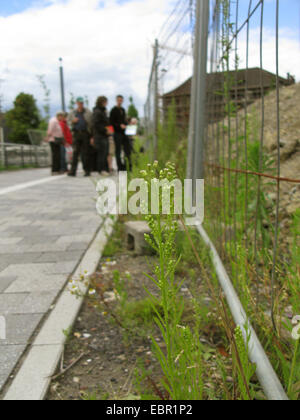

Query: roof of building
[163,68,294,98]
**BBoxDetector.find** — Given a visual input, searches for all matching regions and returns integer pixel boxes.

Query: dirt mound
[208,82,300,226]
[258,83,300,218]
[264,83,300,217]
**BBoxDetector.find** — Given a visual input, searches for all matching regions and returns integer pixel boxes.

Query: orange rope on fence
[205,163,300,184]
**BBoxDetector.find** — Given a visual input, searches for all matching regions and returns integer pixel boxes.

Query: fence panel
[203,0,299,328]
[144,0,196,156]
[0,142,51,169]
[144,0,299,400]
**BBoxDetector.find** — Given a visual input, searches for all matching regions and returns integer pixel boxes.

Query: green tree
[127,96,139,120]
[5,93,41,144]
[68,92,76,111]
[84,95,90,108]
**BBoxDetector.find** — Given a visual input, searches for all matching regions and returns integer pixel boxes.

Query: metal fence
[144,0,196,157]
[145,0,300,401]
[188,0,300,400]
[27,129,48,146]
[0,128,50,169]
[144,40,159,157]
[0,129,50,169]
[201,0,299,324]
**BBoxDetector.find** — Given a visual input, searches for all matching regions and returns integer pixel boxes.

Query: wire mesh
[205,0,299,326]
[144,0,196,149]
[144,48,158,153]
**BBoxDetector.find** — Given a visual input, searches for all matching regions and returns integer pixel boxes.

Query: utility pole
[153,39,159,160]
[59,58,66,112]
[187,0,209,182]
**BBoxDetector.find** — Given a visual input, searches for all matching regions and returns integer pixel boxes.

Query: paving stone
[5,227,41,236]
[0,277,17,293]
[0,314,42,345]
[0,263,52,279]
[4,274,67,294]
[0,262,76,278]
[37,251,83,263]
[27,243,69,252]
[0,345,27,390]
[56,235,92,245]
[48,261,78,275]
[0,294,27,313]
[0,262,10,273]
[0,253,43,265]
[67,242,90,251]
[0,291,57,315]
[0,238,23,246]
[0,245,32,255]
[19,236,60,246]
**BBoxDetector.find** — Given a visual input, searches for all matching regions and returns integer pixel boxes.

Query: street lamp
[59,58,66,112]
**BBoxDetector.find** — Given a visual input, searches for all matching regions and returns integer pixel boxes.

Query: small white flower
[106,261,117,266]
[80,271,91,281]
[102,265,109,274]
[68,280,79,294]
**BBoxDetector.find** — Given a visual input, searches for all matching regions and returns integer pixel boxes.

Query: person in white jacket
[47,111,64,175]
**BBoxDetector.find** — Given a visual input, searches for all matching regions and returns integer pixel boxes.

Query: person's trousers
[70,131,91,175]
[50,142,61,173]
[95,136,109,173]
[114,132,132,171]
[60,144,67,172]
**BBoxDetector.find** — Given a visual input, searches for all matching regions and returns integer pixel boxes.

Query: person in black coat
[92,96,110,175]
[110,95,132,171]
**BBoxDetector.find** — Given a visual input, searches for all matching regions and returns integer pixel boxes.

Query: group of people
[47,95,135,177]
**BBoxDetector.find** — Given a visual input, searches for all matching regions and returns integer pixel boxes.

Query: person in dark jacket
[68,97,93,177]
[92,96,110,176]
[110,95,132,171]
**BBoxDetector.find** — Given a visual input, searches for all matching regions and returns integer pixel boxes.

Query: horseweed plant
[140,161,204,400]
[234,326,256,400]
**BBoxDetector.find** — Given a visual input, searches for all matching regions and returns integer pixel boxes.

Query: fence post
[187,19,198,180]
[187,0,210,183]
[34,146,39,167]
[21,145,25,168]
[153,39,159,160]
[0,127,4,168]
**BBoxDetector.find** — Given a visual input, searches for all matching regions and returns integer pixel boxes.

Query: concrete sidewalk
[0,168,103,393]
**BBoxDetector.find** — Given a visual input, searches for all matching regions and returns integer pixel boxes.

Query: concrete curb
[3,215,115,401]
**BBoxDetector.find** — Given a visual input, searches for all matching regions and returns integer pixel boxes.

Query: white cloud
[208,25,300,82]
[0,0,299,118]
[0,0,171,114]
[236,27,300,80]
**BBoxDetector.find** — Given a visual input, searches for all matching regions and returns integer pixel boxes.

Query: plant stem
[288,338,299,398]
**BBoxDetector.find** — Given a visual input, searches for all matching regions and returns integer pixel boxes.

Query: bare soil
[46,222,231,401]
[47,253,162,401]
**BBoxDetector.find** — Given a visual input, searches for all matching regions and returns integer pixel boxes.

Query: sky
[0,0,299,117]
[206,0,300,79]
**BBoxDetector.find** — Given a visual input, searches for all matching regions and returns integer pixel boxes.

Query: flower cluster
[68,271,94,297]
